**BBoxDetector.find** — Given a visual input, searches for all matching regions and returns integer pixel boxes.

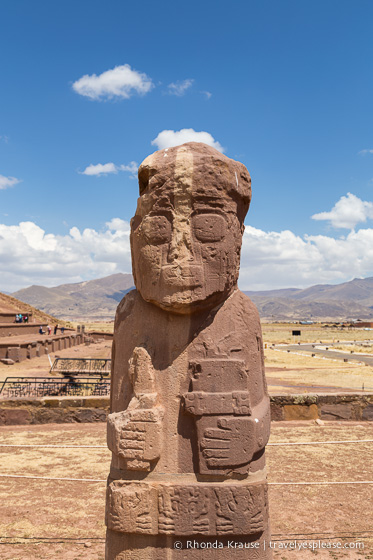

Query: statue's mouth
[160,265,203,288]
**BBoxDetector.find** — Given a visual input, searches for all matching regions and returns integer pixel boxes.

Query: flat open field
[262,323,373,393]
[265,348,373,393]
[70,321,373,344]
[262,323,373,345]
[0,422,371,559]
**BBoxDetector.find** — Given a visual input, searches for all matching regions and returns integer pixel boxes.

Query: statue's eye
[193,214,226,242]
[140,215,171,244]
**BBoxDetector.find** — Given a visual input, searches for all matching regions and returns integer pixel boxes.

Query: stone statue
[106,142,272,559]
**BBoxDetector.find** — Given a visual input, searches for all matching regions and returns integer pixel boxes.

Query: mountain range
[12,273,134,321]
[10,274,373,321]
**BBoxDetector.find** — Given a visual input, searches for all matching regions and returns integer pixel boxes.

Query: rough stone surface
[284,404,318,421]
[0,408,31,425]
[362,404,373,421]
[320,404,353,421]
[106,143,272,559]
[0,358,15,365]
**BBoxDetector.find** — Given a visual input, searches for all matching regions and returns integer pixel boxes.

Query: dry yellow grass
[262,322,373,344]
[333,343,373,354]
[70,321,114,333]
[265,348,373,391]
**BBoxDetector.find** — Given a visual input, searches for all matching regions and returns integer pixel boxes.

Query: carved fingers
[107,406,164,470]
[201,417,255,467]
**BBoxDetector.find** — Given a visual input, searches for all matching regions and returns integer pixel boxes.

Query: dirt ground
[0,421,371,559]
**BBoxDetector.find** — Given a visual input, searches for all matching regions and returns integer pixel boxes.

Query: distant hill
[244,277,373,320]
[0,291,64,325]
[12,273,134,321]
[11,274,373,322]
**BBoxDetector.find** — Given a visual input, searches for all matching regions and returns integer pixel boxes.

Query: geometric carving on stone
[158,486,210,535]
[106,482,158,534]
[183,359,261,475]
[107,481,266,536]
[214,486,264,535]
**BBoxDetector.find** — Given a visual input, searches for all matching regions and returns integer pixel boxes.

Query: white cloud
[0,175,21,190]
[358,149,373,155]
[201,91,212,99]
[151,128,224,152]
[72,64,153,101]
[80,161,138,178]
[167,79,194,96]
[0,135,9,143]
[80,163,117,176]
[239,225,373,290]
[311,193,373,230]
[119,162,138,177]
[0,220,132,292]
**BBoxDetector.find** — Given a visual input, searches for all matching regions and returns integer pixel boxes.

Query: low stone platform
[0,393,372,425]
[0,311,34,323]
[0,322,48,337]
[271,392,373,421]
[0,332,84,362]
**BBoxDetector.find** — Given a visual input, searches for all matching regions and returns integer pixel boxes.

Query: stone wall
[270,393,373,421]
[0,393,372,425]
[0,333,84,361]
[0,312,34,324]
[0,396,109,425]
[0,323,47,337]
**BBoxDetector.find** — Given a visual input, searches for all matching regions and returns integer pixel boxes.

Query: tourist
[47,325,52,335]
[54,324,58,335]
[39,326,45,335]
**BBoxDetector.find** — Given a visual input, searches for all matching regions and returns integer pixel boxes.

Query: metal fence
[50,358,111,376]
[0,377,111,398]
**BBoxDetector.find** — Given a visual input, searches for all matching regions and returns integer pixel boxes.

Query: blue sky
[1,0,373,292]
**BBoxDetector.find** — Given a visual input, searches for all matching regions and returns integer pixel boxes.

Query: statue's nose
[167,223,194,264]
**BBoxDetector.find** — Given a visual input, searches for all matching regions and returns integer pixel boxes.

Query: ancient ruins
[106,142,272,559]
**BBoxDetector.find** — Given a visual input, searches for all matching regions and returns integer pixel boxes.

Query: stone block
[320,403,353,420]
[270,402,284,421]
[362,404,373,421]
[0,408,31,425]
[283,404,318,421]
[0,358,15,365]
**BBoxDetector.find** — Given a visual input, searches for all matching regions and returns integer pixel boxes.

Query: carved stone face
[130,143,251,314]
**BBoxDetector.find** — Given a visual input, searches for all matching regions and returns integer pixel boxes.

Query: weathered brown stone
[0,358,15,365]
[270,402,284,421]
[362,404,373,421]
[284,404,318,421]
[106,142,271,559]
[320,404,353,421]
[0,408,31,425]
